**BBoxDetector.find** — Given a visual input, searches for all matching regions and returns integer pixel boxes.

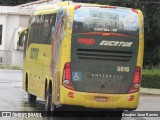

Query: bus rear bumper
[60,86,139,110]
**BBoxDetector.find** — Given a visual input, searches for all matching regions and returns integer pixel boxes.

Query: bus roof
[33,1,111,14]
[33,1,140,16]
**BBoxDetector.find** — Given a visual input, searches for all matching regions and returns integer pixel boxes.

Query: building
[0,0,59,67]
[0,6,32,67]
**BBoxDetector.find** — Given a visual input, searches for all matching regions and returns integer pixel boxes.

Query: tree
[0,0,38,6]
[141,3,160,67]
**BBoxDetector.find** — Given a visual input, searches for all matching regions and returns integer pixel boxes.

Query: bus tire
[28,93,37,102]
[25,73,28,92]
[45,89,56,112]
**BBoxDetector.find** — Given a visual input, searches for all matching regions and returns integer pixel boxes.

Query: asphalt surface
[0,69,160,120]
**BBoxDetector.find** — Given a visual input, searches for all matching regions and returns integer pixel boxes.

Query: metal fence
[0,50,12,66]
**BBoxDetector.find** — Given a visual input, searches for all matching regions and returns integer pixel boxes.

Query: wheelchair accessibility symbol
[72,72,81,81]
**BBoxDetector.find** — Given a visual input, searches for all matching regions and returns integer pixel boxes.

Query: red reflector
[77,38,95,45]
[75,5,81,10]
[68,92,74,98]
[132,8,138,14]
[128,95,135,101]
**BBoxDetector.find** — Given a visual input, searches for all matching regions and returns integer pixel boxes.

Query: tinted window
[28,14,57,45]
[73,7,139,37]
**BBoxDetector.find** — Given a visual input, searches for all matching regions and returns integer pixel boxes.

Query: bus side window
[23,30,29,59]
[18,28,29,52]
[43,15,50,36]
[28,15,37,46]
[36,15,43,44]
[44,15,50,24]
[19,31,26,47]
[51,14,56,28]
[28,14,57,46]
[39,15,45,24]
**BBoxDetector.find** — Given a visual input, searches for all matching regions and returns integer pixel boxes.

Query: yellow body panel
[34,9,58,15]
[60,86,139,109]
[137,10,144,68]
[22,2,144,110]
[23,44,52,99]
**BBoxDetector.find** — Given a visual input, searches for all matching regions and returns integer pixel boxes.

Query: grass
[0,65,22,70]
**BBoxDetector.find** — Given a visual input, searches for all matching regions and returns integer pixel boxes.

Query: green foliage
[0,65,22,70]
[142,69,160,89]
[141,4,160,67]
[0,0,37,6]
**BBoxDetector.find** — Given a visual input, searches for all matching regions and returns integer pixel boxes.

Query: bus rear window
[73,7,139,38]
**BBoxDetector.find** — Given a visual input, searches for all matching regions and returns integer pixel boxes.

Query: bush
[141,69,160,89]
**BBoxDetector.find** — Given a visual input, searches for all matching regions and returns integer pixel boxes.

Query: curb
[140,87,160,95]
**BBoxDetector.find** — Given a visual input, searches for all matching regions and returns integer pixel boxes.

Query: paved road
[0,69,160,120]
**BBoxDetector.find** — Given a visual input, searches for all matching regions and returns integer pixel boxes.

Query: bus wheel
[28,93,37,102]
[45,90,55,112]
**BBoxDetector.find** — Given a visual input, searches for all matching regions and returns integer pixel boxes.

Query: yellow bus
[20,2,144,113]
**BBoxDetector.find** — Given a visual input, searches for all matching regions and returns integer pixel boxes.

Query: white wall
[19,15,30,27]
[0,12,30,66]
[11,15,30,67]
[0,14,7,51]
[11,12,31,67]
[5,15,19,51]
[0,14,10,65]
[5,15,30,51]
[11,50,23,67]
[0,4,49,67]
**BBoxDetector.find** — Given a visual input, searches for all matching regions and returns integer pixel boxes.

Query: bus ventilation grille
[76,49,132,62]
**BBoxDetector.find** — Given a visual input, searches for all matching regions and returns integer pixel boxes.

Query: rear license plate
[95,96,108,102]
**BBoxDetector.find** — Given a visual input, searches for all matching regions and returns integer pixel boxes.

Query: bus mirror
[18,28,28,49]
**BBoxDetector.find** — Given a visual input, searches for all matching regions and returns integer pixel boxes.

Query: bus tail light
[75,5,81,10]
[62,62,75,90]
[128,66,141,93]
